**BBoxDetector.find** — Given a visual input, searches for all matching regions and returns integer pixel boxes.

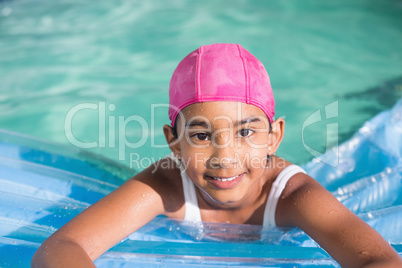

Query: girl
[32,43,402,267]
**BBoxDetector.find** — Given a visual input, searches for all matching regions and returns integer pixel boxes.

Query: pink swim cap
[169,43,275,126]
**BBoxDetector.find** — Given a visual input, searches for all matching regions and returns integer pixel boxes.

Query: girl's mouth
[205,173,245,189]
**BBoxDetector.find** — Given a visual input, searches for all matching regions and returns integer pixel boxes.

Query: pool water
[1,0,402,168]
[1,1,402,267]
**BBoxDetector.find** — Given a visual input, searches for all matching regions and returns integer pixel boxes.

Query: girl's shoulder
[271,157,314,202]
[269,156,315,225]
[273,159,336,228]
[268,155,309,186]
[134,155,181,185]
[133,156,185,218]
[266,156,303,183]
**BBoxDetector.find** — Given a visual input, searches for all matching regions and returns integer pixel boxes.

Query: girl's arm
[31,162,171,267]
[277,173,402,268]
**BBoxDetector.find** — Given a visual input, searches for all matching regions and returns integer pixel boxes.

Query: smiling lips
[205,173,245,189]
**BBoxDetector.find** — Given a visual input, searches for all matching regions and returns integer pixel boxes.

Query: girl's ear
[163,124,182,159]
[268,118,285,155]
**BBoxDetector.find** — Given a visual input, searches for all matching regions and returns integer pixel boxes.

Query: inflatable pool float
[1,99,402,267]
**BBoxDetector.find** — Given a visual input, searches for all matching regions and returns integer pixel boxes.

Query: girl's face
[165,101,282,209]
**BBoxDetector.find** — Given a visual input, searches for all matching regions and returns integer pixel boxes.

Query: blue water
[1,0,402,267]
[1,0,402,168]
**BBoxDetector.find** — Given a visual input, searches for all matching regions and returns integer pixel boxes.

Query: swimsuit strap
[263,165,306,228]
[166,154,202,222]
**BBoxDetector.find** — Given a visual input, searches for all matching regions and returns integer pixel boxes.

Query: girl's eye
[194,133,209,141]
[238,129,253,137]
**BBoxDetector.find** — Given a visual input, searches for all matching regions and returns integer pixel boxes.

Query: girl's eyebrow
[185,120,209,128]
[237,117,262,126]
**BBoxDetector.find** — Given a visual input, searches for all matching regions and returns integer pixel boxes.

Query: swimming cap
[169,43,275,126]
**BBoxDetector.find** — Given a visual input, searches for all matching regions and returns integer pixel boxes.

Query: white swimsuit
[167,154,306,228]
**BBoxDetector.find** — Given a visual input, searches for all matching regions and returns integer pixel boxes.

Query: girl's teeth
[211,175,238,182]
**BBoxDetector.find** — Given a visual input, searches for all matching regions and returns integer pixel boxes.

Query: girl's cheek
[247,134,270,148]
[185,151,209,171]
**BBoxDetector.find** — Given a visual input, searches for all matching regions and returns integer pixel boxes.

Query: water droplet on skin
[359,250,369,256]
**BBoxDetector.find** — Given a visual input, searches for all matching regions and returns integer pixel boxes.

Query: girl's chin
[201,190,246,207]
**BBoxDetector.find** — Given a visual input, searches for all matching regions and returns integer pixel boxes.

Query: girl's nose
[208,155,236,169]
[208,133,238,169]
